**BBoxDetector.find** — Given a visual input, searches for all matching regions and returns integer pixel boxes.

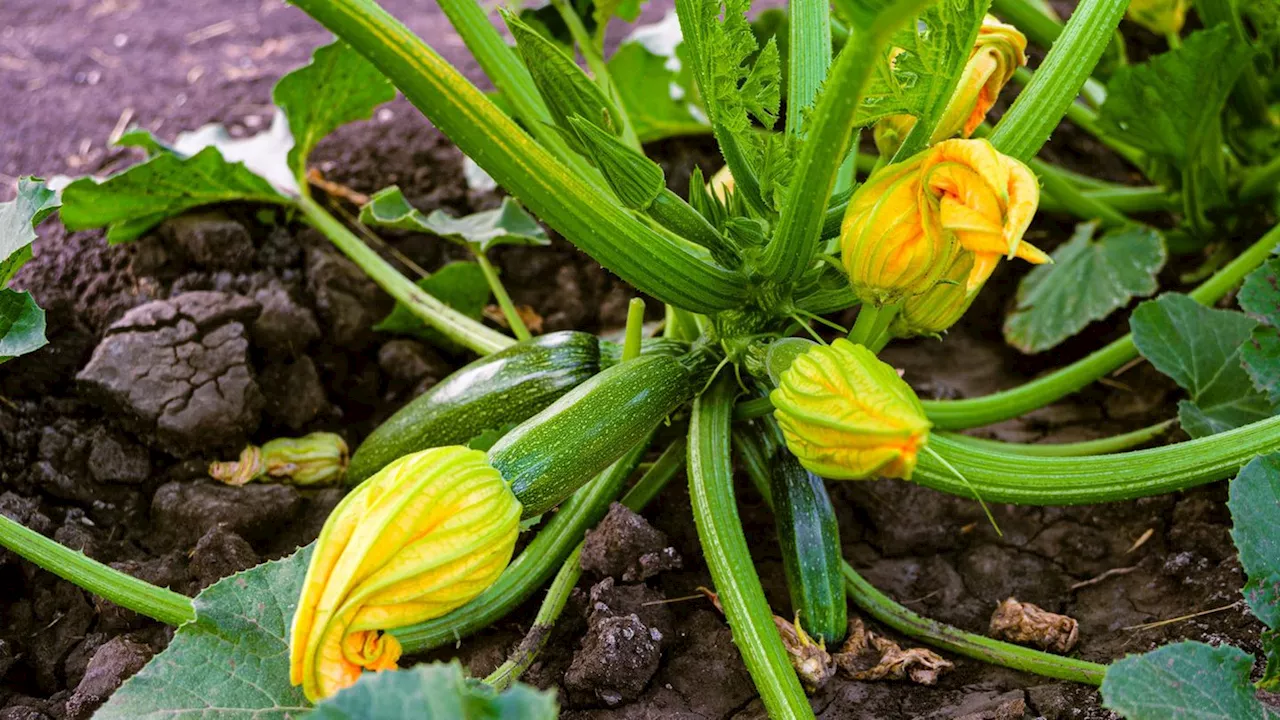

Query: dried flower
[988,597,1079,654]
[210,432,350,487]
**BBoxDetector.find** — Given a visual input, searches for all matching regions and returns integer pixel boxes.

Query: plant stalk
[474,251,531,342]
[940,419,1175,457]
[787,0,832,138]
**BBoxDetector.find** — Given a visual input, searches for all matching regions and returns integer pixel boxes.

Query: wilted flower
[1126,0,1188,37]
[874,16,1027,155]
[289,446,521,701]
[891,253,975,338]
[209,432,349,487]
[841,138,1048,307]
[770,339,931,480]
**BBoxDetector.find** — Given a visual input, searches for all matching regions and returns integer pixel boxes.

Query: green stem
[292,0,748,313]
[623,298,645,362]
[0,515,195,627]
[548,0,642,150]
[940,419,1176,457]
[1240,154,1280,202]
[474,251,531,342]
[1010,67,1146,170]
[847,303,880,346]
[988,0,1128,163]
[297,195,515,355]
[864,302,901,353]
[1031,158,1129,227]
[921,223,1280,429]
[392,434,659,651]
[689,376,814,720]
[787,0,832,138]
[761,0,935,284]
[917,417,1280,504]
[737,432,1106,684]
[1039,186,1179,216]
[990,0,1062,49]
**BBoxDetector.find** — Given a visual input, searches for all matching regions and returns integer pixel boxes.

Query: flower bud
[209,432,350,487]
[1126,0,1188,37]
[770,339,931,480]
[289,446,521,701]
[891,252,976,338]
[873,16,1027,155]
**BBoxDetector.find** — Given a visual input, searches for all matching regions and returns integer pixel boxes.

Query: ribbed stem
[689,377,815,720]
[1031,158,1128,226]
[0,515,195,627]
[940,420,1175,457]
[990,0,1062,48]
[786,0,832,138]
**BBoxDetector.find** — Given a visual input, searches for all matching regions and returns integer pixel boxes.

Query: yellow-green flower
[770,339,931,480]
[209,432,349,487]
[874,16,1027,155]
[892,252,976,338]
[841,138,1048,307]
[1126,0,1188,37]
[289,446,521,701]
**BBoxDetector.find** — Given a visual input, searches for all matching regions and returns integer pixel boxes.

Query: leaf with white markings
[1101,641,1277,719]
[1229,454,1280,688]
[0,290,47,363]
[1,177,60,286]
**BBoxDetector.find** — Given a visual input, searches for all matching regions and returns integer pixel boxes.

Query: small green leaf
[1099,27,1252,230]
[96,547,313,719]
[306,661,558,719]
[60,147,287,243]
[607,29,709,143]
[1131,294,1276,438]
[1003,222,1166,354]
[1101,641,1275,720]
[273,40,396,176]
[1229,454,1280,627]
[0,289,47,363]
[1,177,60,286]
[374,262,492,350]
[360,189,548,252]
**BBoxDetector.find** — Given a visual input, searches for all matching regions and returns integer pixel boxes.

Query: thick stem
[623,298,645,362]
[297,195,515,355]
[1010,67,1146,170]
[291,0,748,313]
[1039,186,1178,216]
[786,0,832,138]
[988,0,1128,163]
[1031,158,1129,227]
[917,417,1280,504]
[474,251,531,342]
[940,419,1175,457]
[1240,153,1280,202]
[689,376,815,720]
[0,515,195,627]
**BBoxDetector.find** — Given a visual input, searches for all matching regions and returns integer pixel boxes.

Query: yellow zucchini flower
[1126,0,1188,37]
[770,339,931,480]
[289,446,521,701]
[841,138,1048,307]
[874,16,1027,155]
[892,252,976,338]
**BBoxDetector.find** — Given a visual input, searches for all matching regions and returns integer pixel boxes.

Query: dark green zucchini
[490,349,714,517]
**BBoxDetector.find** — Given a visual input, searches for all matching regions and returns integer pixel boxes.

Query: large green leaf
[1240,259,1280,407]
[1,177,59,286]
[273,40,396,176]
[359,189,548,252]
[59,147,288,244]
[1003,222,1166,354]
[0,289,47,363]
[374,262,491,350]
[1228,454,1280,688]
[1099,27,1252,229]
[307,662,557,719]
[96,547,312,719]
[853,0,991,127]
[1101,642,1277,720]
[1130,293,1277,438]
[607,28,709,143]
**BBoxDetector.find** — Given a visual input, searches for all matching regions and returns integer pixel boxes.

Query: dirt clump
[579,503,682,582]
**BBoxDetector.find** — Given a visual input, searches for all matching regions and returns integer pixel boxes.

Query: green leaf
[0,177,59,286]
[306,662,557,719]
[607,29,709,143]
[273,40,396,176]
[1003,222,1166,354]
[1229,454,1280,627]
[853,0,990,127]
[593,0,645,27]
[1101,641,1276,720]
[360,189,548,252]
[60,147,287,244]
[1130,293,1277,438]
[1240,260,1280,406]
[114,127,174,156]
[95,547,313,719]
[1099,27,1252,230]
[568,117,666,209]
[374,262,492,350]
[0,289,47,363]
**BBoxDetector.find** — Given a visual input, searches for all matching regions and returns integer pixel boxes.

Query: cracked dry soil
[0,1,1271,718]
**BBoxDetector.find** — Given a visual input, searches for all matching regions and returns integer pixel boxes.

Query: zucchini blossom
[770,339,931,480]
[841,138,1048,307]
[1126,0,1188,37]
[289,446,521,701]
[891,253,976,338]
[874,16,1027,155]
[209,432,349,487]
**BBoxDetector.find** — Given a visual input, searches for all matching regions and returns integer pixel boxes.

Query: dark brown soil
[0,2,1265,719]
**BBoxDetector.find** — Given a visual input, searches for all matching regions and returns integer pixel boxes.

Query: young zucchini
[489,350,714,517]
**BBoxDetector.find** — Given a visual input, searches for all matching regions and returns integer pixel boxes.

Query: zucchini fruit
[490,349,714,517]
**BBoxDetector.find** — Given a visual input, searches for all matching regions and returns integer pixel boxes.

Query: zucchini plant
[4,0,1280,716]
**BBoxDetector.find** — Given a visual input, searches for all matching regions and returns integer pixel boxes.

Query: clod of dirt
[1025,684,1099,720]
[0,704,55,720]
[929,690,1027,720]
[564,614,662,707]
[655,609,758,717]
[63,635,153,720]
[188,524,260,589]
[63,632,108,688]
[0,639,15,682]
[304,241,387,350]
[85,428,151,485]
[76,291,264,456]
[0,493,52,567]
[150,479,301,546]
[160,213,255,272]
[833,618,953,686]
[988,597,1079,654]
[587,577,674,641]
[579,503,682,582]
[378,339,451,396]
[25,581,95,691]
[258,356,330,430]
[251,284,321,357]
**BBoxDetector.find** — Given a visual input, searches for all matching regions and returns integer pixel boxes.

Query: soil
[0,2,1269,719]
